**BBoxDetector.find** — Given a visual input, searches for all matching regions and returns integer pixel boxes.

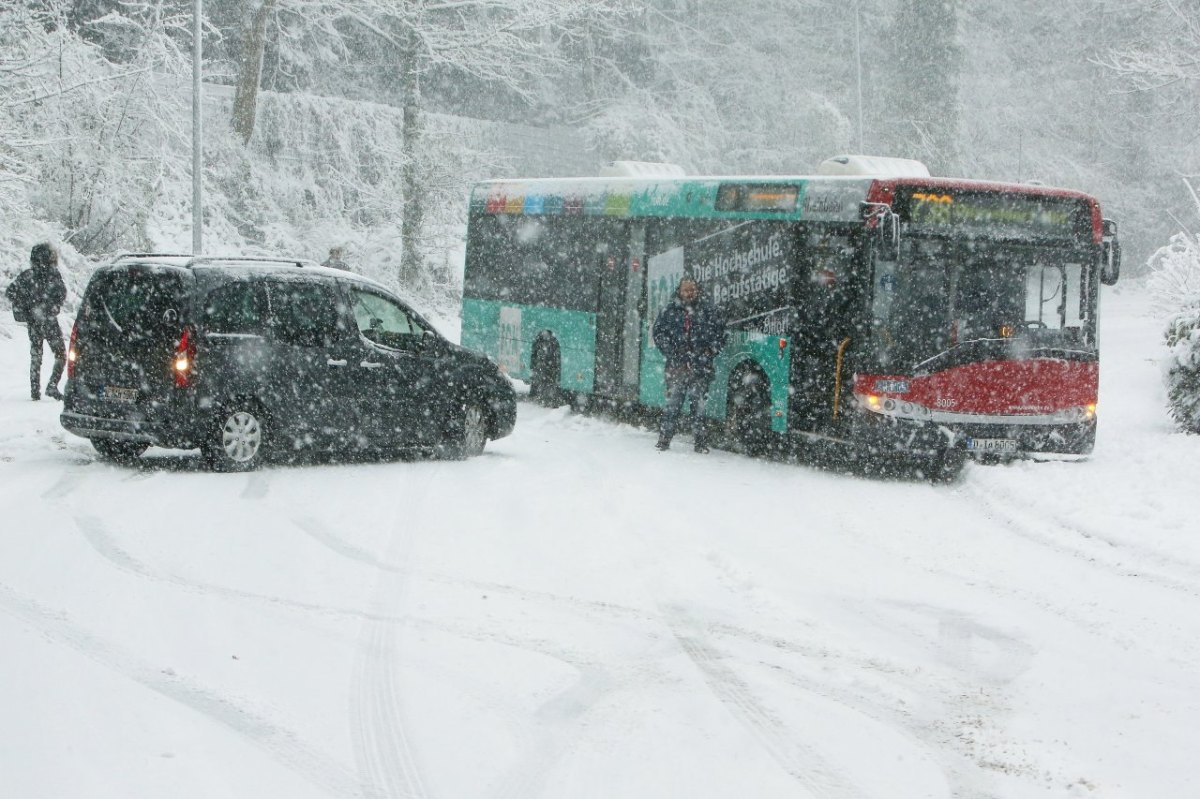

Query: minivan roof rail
[111,253,313,268]
[187,256,312,268]
[113,252,195,260]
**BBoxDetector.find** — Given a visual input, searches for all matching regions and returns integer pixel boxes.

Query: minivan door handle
[327,358,348,367]
[360,360,384,369]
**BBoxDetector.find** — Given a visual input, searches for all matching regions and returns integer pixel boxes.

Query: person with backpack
[5,242,68,400]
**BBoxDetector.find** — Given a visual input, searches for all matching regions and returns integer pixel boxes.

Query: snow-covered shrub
[1149,228,1200,432]
[1164,305,1200,432]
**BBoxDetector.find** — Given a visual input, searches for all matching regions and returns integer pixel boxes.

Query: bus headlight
[856,393,932,421]
[1052,405,1096,423]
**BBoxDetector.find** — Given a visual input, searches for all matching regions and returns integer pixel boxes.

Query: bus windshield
[869,238,1093,372]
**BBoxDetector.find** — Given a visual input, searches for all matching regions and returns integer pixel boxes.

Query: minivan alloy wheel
[461,403,487,456]
[221,411,262,462]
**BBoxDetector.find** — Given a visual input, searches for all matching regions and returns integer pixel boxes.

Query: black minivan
[61,254,516,470]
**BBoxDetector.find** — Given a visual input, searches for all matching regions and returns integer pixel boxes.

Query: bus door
[791,227,862,431]
[594,223,644,398]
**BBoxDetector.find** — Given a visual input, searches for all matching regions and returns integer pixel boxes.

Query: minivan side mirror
[422,328,447,353]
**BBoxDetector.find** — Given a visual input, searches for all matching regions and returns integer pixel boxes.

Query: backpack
[5,272,30,324]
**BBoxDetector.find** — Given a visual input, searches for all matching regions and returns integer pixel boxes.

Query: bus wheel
[925,447,967,484]
[530,339,563,407]
[727,370,773,456]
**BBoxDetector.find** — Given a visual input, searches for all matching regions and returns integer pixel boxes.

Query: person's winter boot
[655,436,671,451]
[45,385,64,401]
[30,389,40,401]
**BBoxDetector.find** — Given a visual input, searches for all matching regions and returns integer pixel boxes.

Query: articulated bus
[460,156,1121,476]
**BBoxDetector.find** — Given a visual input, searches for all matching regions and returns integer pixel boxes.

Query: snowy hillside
[0,284,1197,799]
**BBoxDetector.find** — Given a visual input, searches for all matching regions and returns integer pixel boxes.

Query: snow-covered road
[1,287,1196,799]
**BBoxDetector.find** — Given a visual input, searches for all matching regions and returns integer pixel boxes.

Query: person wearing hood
[652,277,726,452]
[5,242,68,401]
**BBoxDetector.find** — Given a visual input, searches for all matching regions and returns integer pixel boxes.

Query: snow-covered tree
[872,0,962,173]
[1148,180,1200,432]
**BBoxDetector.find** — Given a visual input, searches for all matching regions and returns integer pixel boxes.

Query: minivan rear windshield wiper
[100,298,124,333]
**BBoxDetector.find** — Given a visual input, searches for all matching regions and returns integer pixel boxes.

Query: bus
[460,156,1121,477]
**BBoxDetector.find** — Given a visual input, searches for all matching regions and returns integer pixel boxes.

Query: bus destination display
[899,189,1089,240]
[715,184,800,213]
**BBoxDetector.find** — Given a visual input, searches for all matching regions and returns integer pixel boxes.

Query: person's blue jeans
[660,368,711,443]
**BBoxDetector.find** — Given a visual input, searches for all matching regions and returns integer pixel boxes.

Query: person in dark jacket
[652,277,726,452]
[5,242,68,400]
[321,246,350,271]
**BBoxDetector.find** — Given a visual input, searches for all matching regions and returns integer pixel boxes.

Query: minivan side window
[350,289,425,350]
[202,282,268,335]
[268,281,344,347]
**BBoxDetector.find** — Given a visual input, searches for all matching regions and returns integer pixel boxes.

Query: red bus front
[847,181,1116,458]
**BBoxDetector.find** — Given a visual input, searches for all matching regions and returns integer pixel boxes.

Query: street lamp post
[192,0,203,254]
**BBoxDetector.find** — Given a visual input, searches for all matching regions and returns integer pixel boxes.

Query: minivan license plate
[966,438,1018,453]
[103,386,138,403]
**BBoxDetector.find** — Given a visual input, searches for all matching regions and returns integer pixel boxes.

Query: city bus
[460,156,1120,477]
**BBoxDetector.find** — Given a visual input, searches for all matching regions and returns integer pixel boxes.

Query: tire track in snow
[75,515,405,624]
[348,468,436,799]
[662,605,868,799]
[296,514,655,625]
[0,580,363,798]
[964,480,1200,598]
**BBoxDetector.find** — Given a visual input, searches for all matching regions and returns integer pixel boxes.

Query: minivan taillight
[67,320,79,379]
[173,326,197,388]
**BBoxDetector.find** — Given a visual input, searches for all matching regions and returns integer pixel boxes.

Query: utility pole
[855,0,864,152]
[192,0,203,254]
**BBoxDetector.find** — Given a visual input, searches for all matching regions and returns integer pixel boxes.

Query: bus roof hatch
[599,160,687,178]
[817,154,931,178]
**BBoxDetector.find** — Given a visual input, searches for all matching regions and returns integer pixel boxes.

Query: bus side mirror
[1100,218,1120,286]
[863,202,901,260]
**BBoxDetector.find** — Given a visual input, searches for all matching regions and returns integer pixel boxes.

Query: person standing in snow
[322,246,350,271]
[5,242,68,401]
[652,277,726,453]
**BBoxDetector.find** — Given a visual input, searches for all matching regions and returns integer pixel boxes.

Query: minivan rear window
[81,269,187,342]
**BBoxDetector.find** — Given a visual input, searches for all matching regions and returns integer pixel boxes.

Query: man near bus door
[653,277,726,453]
[5,242,68,401]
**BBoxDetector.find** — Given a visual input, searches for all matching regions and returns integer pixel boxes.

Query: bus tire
[530,338,563,407]
[925,447,967,484]
[727,369,773,456]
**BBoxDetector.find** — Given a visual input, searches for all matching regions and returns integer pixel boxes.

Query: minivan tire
[438,401,488,459]
[204,403,268,472]
[92,438,149,463]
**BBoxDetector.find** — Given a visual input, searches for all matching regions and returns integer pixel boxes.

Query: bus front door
[594,224,644,400]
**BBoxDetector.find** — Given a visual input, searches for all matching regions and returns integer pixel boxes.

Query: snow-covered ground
[0,286,1196,799]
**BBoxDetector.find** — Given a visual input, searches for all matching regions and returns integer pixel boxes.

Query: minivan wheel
[440,402,488,459]
[92,438,149,463]
[205,405,267,471]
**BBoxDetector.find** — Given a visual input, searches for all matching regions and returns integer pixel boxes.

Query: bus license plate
[966,438,1018,454]
[103,386,138,404]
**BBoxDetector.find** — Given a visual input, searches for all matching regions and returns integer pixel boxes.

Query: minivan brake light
[67,320,79,379]
[174,326,197,388]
